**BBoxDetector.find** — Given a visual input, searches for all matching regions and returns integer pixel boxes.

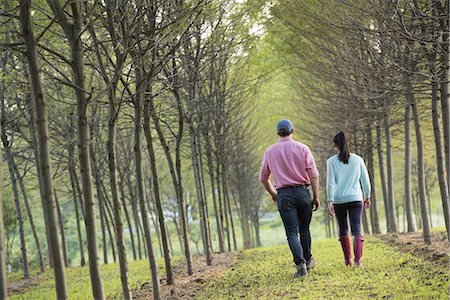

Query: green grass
[9,256,184,300]
[197,237,449,299]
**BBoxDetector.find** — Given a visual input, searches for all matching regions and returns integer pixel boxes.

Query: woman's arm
[326,159,336,202]
[359,157,371,200]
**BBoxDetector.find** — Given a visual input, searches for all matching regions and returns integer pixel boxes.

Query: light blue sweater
[326,153,371,204]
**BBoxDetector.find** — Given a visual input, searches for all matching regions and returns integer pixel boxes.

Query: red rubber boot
[339,236,352,266]
[353,235,364,267]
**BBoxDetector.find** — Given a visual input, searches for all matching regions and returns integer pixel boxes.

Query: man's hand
[364,198,371,209]
[310,177,320,211]
[271,193,277,203]
[327,202,334,216]
[261,179,278,204]
[312,196,320,211]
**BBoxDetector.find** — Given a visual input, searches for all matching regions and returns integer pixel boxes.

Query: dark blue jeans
[277,186,312,266]
[333,201,363,237]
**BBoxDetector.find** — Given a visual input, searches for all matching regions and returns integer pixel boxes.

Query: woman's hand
[327,202,334,216]
[364,198,371,209]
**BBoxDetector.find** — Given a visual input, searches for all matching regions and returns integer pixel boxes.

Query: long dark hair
[333,132,350,164]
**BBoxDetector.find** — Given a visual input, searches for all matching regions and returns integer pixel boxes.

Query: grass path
[8,257,185,299]
[8,236,448,299]
[196,237,449,299]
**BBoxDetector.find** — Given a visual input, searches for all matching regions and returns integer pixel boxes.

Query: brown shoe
[307,256,316,272]
[294,263,307,278]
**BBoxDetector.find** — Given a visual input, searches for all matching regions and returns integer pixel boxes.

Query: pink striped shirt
[259,136,319,189]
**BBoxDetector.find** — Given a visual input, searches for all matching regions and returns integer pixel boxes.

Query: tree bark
[143,92,175,282]
[1,137,29,278]
[410,93,431,244]
[107,101,132,298]
[403,102,416,232]
[376,121,390,232]
[54,190,68,266]
[384,113,398,233]
[0,115,5,299]
[12,159,44,272]
[134,67,160,299]
[69,163,85,266]
[19,0,67,296]
[366,125,381,234]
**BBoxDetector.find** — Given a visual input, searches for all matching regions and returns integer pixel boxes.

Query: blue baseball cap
[277,119,293,133]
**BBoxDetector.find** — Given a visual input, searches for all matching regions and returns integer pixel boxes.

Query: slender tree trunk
[143,93,174,282]
[431,77,450,240]
[438,7,450,202]
[19,0,67,295]
[410,93,432,243]
[173,217,184,254]
[25,86,52,267]
[54,190,68,266]
[197,140,214,253]
[366,125,381,234]
[12,159,44,272]
[2,140,29,278]
[206,147,224,252]
[224,177,237,250]
[190,128,212,264]
[118,176,137,261]
[146,87,191,277]
[0,109,5,299]
[384,113,398,233]
[376,121,390,232]
[403,102,416,232]
[94,156,108,264]
[127,178,143,260]
[134,67,160,299]
[107,105,131,298]
[69,165,85,266]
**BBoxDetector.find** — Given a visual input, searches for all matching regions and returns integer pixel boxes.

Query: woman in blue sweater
[326,132,371,267]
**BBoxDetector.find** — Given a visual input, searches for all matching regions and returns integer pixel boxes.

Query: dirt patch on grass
[7,273,45,296]
[134,252,237,299]
[379,231,449,266]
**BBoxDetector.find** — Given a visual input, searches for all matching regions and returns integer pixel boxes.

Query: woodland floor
[7,232,449,299]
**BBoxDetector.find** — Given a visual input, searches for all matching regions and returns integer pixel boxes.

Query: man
[259,119,320,278]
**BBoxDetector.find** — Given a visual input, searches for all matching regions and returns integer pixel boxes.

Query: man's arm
[261,179,277,203]
[310,176,320,211]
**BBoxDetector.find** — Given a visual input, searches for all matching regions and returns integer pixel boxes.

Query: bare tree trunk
[431,77,449,240]
[0,113,5,299]
[2,138,29,278]
[44,0,106,294]
[224,178,237,251]
[376,121,390,232]
[146,84,192,277]
[54,190,68,266]
[134,67,160,299]
[12,159,44,272]
[25,85,52,267]
[403,101,416,232]
[143,93,174,282]
[127,177,143,260]
[118,176,137,261]
[106,112,131,298]
[69,164,85,266]
[366,125,381,234]
[19,0,67,296]
[384,113,398,233]
[206,146,224,252]
[189,128,212,264]
[409,91,432,243]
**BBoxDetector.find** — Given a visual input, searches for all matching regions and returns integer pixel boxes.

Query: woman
[326,132,371,267]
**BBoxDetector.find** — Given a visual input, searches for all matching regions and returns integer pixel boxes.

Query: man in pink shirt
[259,119,320,278]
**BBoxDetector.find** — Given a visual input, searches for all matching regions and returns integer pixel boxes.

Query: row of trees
[271,0,450,243]
[0,0,266,299]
